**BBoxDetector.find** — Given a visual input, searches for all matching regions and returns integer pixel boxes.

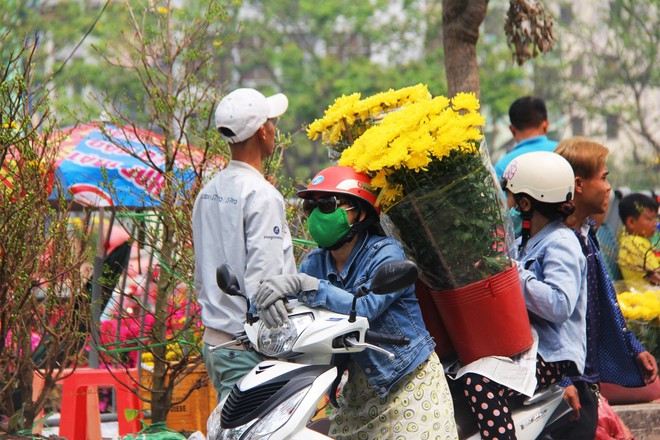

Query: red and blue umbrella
[51,123,204,208]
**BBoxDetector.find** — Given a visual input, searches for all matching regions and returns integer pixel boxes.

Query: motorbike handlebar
[208,333,249,352]
[365,330,410,346]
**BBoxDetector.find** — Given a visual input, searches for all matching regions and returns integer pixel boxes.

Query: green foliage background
[1,0,659,189]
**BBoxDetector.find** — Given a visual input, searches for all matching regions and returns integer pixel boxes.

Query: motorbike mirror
[216,264,257,324]
[368,260,418,294]
[216,264,242,297]
[349,260,418,322]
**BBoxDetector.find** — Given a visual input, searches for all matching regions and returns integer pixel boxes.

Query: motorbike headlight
[213,420,256,440]
[258,313,314,357]
[208,405,257,440]
[247,387,309,438]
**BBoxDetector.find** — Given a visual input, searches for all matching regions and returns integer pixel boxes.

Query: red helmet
[297,166,379,213]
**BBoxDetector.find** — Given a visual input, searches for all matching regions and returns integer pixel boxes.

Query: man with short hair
[494,96,558,180]
[553,137,658,439]
[193,88,297,401]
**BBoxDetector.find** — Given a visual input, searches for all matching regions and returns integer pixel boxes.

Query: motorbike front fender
[209,361,337,440]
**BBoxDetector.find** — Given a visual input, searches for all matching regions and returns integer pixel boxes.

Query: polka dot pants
[461,357,576,440]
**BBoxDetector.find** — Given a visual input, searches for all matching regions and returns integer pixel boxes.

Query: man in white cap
[193,88,297,401]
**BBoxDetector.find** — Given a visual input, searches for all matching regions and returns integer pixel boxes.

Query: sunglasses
[302,196,355,216]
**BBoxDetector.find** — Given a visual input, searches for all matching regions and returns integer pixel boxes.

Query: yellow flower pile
[307,84,432,147]
[337,91,485,209]
[618,289,660,323]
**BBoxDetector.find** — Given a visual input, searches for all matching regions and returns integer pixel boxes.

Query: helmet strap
[513,194,534,253]
[322,208,377,251]
[519,209,533,253]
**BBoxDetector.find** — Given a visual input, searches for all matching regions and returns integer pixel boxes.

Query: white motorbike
[206,261,570,440]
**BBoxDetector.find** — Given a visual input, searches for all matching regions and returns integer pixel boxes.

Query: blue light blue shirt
[298,232,435,397]
[494,135,558,179]
[516,219,588,373]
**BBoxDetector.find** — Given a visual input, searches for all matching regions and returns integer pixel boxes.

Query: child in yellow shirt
[617,193,660,288]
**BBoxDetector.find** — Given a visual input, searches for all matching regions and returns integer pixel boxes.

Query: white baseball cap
[215,88,289,143]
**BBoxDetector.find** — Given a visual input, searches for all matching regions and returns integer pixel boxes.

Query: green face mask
[307,207,352,248]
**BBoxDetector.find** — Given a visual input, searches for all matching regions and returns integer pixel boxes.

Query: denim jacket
[298,232,435,397]
[516,220,588,373]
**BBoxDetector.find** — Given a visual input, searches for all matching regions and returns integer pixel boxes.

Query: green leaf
[125,408,141,422]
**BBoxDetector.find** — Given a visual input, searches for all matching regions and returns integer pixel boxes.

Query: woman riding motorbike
[253,165,458,440]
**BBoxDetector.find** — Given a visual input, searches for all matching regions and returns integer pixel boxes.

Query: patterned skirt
[329,352,458,440]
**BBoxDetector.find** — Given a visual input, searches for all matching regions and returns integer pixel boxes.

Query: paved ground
[39,404,658,440]
[613,402,660,440]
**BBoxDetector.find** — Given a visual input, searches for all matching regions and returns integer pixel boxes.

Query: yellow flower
[374,182,403,208]
[306,84,430,147]
[307,93,361,142]
[617,290,660,322]
[157,6,168,14]
[1,121,18,129]
[336,91,485,209]
[307,84,487,211]
[370,170,390,188]
[451,92,481,112]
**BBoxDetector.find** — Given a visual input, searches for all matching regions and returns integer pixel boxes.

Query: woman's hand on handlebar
[258,299,294,328]
[254,274,319,308]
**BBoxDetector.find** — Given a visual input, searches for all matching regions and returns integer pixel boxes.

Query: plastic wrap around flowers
[309,85,515,290]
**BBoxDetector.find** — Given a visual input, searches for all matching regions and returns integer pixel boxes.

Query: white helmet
[501,151,574,203]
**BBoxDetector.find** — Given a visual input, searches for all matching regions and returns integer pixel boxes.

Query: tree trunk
[442,0,489,98]
[150,205,176,423]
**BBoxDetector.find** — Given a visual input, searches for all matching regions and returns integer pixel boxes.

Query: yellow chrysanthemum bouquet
[618,289,660,360]
[308,85,528,363]
[309,84,514,290]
